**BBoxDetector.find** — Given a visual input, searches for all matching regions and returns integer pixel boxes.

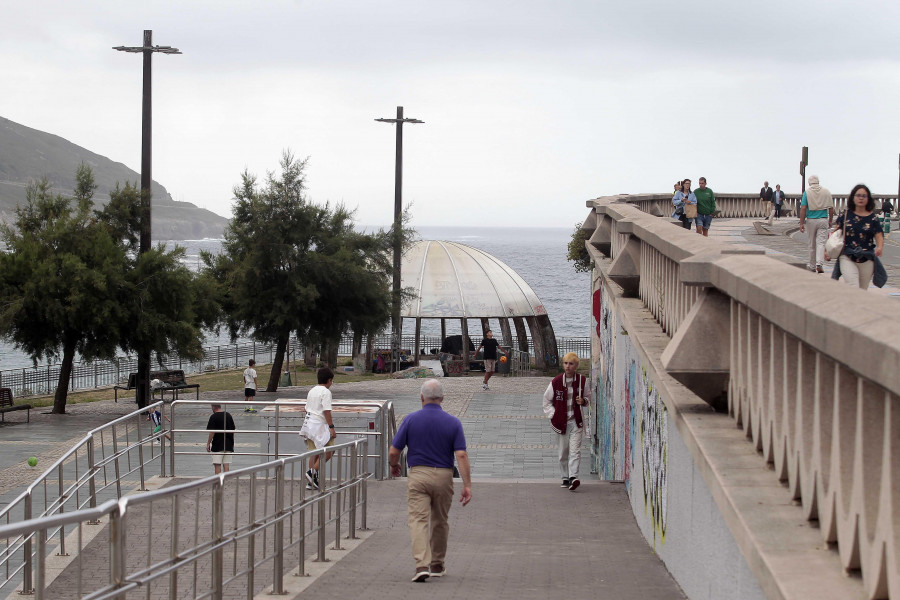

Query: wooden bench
[0,388,32,423]
[113,370,200,403]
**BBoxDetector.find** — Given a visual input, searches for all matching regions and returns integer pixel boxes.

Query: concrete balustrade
[618,192,899,220]
[584,195,899,599]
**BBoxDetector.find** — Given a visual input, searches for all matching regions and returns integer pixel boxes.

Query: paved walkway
[0,376,686,599]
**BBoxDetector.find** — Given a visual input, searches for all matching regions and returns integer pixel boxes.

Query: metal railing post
[34,528,47,600]
[169,404,177,477]
[349,443,358,539]
[211,480,224,600]
[334,450,343,550]
[22,494,33,594]
[273,463,285,594]
[57,464,67,556]
[136,413,147,491]
[247,474,256,599]
[109,506,127,598]
[317,454,327,562]
[361,438,369,530]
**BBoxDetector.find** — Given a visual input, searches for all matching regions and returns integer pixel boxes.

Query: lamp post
[114,30,181,408]
[375,107,423,372]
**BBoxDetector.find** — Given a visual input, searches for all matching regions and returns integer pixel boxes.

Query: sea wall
[589,273,765,600]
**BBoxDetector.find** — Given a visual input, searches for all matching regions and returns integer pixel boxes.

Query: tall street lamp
[375,106,423,372]
[114,30,181,408]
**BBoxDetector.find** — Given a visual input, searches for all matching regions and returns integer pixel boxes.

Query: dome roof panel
[401,241,547,319]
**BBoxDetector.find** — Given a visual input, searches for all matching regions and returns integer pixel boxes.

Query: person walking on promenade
[829,184,886,290]
[672,179,696,230]
[773,184,785,220]
[389,380,472,582]
[475,330,505,390]
[799,175,835,273]
[299,367,337,490]
[242,359,258,413]
[206,404,235,474]
[543,352,591,491]
[694,177,716,237]
[761,181,779,225]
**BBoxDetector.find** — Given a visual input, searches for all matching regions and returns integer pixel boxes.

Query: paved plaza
[1,214,895,598]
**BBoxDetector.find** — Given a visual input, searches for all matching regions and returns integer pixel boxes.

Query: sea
[0,226,590,371]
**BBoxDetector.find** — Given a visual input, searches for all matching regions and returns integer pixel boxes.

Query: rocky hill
[0,116,228,240]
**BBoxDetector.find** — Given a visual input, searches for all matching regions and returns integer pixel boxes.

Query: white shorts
[483,359,497,373]
[211,451,233,465]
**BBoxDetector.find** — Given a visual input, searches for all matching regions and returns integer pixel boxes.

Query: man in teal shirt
[694,177,716,237]
[798,175,834,273]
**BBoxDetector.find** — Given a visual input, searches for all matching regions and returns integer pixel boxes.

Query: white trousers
[838,256,875,290]
[557,422,584,479]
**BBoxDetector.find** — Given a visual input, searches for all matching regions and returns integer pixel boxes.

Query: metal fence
[0,397,386,599]
[1,334,591,399]
[0,440,370,600]
[0,401,169,596]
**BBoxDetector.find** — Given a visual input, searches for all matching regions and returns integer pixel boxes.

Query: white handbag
[824,210,848,258]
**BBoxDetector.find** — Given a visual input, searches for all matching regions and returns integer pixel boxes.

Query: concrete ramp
[293,478,685,600]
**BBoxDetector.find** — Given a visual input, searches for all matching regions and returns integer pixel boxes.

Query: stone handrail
[584,195,899,599]
[619,192,899,220]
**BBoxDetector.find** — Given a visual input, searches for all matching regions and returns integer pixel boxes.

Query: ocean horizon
[0,226,589,371]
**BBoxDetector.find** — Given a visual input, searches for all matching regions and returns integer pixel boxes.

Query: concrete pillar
[441,319,447,343]
[513,317,529,353]
[461,317,470,373]
[481,318,490,337]
[414,319,421,366]
[526,316,547,370]
[536,315,559,369]
[499,318,513,347]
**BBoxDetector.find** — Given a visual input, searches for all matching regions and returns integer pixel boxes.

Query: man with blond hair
[389,380,472,582]
[543,352,591,491]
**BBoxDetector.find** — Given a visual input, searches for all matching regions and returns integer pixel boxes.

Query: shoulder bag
[684,202,698,219]
[824,210,848,258]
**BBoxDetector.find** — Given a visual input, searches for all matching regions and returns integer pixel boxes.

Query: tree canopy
[0,164,205,412]
[567,222,593,273]
[201,150,397,389]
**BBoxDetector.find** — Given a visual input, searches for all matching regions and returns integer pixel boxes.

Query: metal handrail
[167,398,397,479]
[0,439,370,600]
[0,401,167,594]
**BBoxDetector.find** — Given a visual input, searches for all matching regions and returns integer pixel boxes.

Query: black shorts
[244,388,256,397]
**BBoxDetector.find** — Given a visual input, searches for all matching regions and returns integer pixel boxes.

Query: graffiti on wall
[591,281,620,480]
[641,379,668,546]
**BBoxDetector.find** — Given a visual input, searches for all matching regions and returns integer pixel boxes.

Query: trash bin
[279,371,292,387]
[497,346,512,375]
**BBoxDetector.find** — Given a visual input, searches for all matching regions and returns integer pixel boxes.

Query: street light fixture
[114,30,181,408]
[375,106,423,372]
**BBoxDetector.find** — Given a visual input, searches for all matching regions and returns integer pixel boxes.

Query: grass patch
[23,363,393,409]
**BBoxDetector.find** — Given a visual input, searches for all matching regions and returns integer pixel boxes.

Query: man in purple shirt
[389,380,472,582]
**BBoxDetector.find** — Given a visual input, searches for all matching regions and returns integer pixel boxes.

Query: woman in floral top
[829,184,884,289]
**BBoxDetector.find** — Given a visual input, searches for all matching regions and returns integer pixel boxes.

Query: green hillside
[0,116,228,240]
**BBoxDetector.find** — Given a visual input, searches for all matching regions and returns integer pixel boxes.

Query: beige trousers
[838,256,875,290]
[806,218,829,268]
[407,466,454,569]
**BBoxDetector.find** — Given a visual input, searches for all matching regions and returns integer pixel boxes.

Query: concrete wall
[590,274,765,600]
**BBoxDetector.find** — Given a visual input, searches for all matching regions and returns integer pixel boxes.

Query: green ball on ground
[27,457,37,467]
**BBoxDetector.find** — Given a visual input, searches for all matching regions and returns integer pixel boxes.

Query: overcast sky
[2,0,899,229]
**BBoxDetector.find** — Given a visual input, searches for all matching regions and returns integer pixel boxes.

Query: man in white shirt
[242,359,258,413]
[301,367,337,489]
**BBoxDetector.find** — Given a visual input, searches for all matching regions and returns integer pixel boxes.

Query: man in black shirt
[475,330,505,391]
[206,404,236,474]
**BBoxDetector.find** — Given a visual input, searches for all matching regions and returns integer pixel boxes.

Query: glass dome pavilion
[399,240,559,369]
